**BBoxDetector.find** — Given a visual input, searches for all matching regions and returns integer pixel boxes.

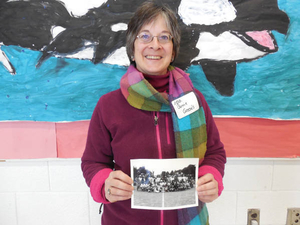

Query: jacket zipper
[154,111,163,225]
[154,112,163,159]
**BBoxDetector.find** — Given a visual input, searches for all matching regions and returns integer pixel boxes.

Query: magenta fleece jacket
[81,88,226,225]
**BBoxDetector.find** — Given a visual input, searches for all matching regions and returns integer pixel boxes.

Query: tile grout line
[47,161,52,192]
[15,192,19,225]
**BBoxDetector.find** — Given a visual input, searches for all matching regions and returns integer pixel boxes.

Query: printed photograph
[131,158,199,210]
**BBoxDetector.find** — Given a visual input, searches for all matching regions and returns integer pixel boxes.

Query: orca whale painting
[0,0,299,122]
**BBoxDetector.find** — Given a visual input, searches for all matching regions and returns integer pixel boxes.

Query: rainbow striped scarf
[120,65,209,225]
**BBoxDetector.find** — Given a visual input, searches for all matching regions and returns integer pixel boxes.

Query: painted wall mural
[0,0,299,122]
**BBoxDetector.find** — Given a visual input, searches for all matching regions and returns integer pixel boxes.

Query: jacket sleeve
[196,90,227,194]
[81,96,114,193]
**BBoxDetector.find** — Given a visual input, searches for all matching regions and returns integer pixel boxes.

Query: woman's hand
[197,173,219,203]
[105,170,134,203]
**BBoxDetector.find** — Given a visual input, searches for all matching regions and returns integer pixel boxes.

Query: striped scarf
[120,65,209,225]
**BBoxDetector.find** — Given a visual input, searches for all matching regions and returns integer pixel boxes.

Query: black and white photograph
[131,158,199,210]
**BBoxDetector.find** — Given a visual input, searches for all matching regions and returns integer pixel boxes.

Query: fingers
[105,170,134,203]
[197,173,218,203]
[197,173,214,186]
[106,186,133,202]
[109,170,133,183]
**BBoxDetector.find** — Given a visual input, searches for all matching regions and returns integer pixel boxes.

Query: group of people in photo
[134,169,195,193]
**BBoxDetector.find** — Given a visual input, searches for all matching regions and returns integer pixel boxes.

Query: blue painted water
[0,1,299,121]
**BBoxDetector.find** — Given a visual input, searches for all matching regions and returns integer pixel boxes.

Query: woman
[81,1,226,225]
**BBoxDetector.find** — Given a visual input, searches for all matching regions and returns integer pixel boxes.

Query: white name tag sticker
[171,92,199,119]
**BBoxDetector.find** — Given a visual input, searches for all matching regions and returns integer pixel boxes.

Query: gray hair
[126,1,181,65]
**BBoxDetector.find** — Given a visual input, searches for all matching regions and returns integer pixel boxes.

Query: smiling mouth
[146,55,162,60]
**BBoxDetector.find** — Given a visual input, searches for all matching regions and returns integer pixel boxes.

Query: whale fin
[200,61,237,96]
[0,47,16,75]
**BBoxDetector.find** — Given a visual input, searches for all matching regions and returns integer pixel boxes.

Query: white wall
[1,158,299,225]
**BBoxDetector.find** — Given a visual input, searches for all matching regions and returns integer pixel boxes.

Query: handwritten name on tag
[171,92,199,119]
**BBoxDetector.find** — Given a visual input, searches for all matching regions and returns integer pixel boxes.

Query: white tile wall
[223,159,274,191]
[48,159,89,192]
[0,193,17,225]
[89,196,102,225]
[0,158,299,225]
[272,160,300,191]
[0,161,49,192]
[207,191,237,225]
[16,192,90,225]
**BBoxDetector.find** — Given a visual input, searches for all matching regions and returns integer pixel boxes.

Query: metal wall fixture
[247,208,260,225]
[286,208,300,225]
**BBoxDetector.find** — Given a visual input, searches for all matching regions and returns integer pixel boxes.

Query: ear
[131,56,135,61]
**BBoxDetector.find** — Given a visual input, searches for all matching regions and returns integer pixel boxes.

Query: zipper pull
[154,112,158,126]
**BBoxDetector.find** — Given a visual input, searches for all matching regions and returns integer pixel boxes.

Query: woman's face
[133,15,174,76]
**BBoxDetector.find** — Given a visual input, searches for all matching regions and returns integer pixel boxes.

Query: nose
[149,36,161,50]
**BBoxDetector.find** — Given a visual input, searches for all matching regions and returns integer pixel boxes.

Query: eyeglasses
[136,32,173,44]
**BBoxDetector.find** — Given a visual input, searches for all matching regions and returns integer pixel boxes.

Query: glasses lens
[158,35,171,43]
[138,33,151,43]
[137,33,172,44]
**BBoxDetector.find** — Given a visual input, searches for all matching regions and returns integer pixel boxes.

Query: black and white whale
[0,0,290,96]
[0,0,73,74]
[178,0,290,96]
